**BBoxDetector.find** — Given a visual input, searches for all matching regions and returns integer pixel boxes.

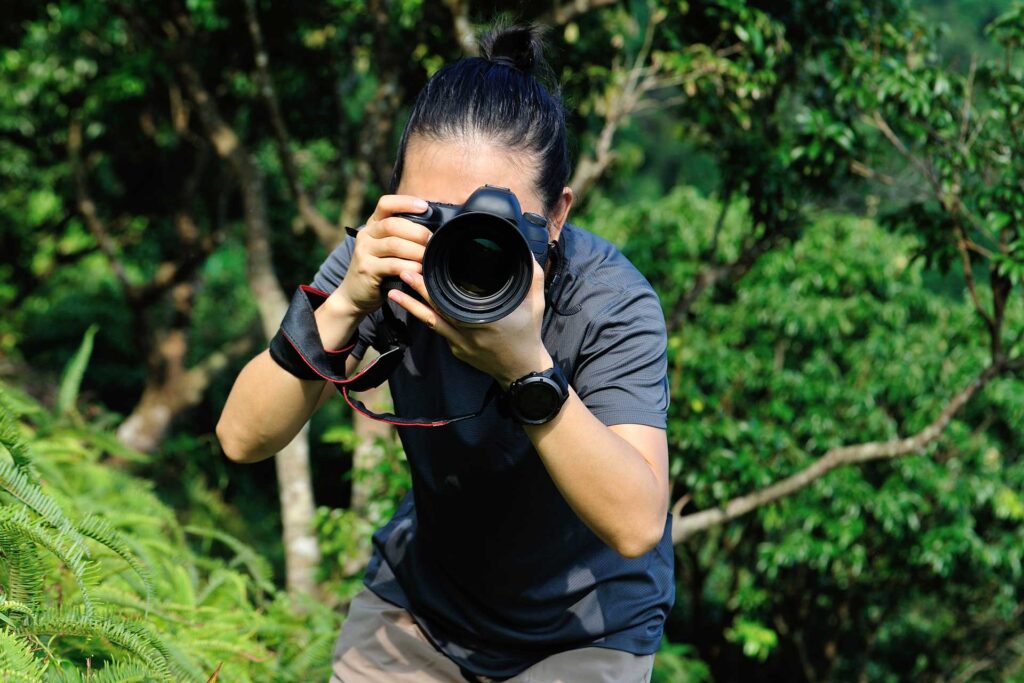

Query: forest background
[1,0,1023,681]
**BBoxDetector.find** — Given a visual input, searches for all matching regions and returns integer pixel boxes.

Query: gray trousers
[330,588,655,683]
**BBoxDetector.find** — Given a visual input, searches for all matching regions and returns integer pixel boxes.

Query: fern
[0,404,35,471]
[77,516,153,603]
[0,507,96,616]
[0,599,33,618]
[0,628,45,680]
[0,529,46,615]
[57,325,99,418]
[118,618,206,683]
[0,384,49,425]
[56,427,149,465]
[183,527,275,598]
[25,608,174,682]
[0,460,87,557]
[46,660,155,683]
[282,629,334,676]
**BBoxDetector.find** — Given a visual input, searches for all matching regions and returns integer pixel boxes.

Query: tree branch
[67,117,134,297]
[667,226,781,332]
[441,0,478,57]
[570,9,659,199]
[539,0,618,26]
[672,358,1020,544]
[242,0,340,249]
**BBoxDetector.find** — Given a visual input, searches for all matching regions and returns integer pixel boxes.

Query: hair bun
[480,24,546,76]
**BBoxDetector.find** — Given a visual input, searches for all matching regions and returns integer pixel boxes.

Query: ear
[546,186,574,241]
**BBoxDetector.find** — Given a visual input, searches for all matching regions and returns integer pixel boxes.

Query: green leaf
[57,324,98,417]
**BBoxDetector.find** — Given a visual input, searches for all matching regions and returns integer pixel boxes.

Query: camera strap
[274,284,500,427]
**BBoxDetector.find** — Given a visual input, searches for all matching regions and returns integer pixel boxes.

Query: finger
[399,270,432,305]
[369,195,430,222]
[387,286,456,339]
[532,257,545,283]
[374,217,433,246]
[367,235,427,263]
[374,258,423,278]
[400,270,466,329]
[528,257,546,296]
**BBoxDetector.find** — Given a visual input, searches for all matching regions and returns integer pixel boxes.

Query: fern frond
[57,324,99,417]
[0,402,35,471]
[183,527,275,597]
[189,638,270,661]
[77,515,153,602]
[0,529,46,614]
[0,507,96,616]
[0,383,49,425]
[0,629,45,679]
[0,668,45,683]
[25,608,173,682]
[89,588,183,624]
[88,661,156,683]
[0,460,87,556]
[0,599,33,617]
[285,630,334,675]
[45,660,157,683]
[119,619,206,683]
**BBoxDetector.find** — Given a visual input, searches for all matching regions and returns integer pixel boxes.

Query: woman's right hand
[334,195,434,315]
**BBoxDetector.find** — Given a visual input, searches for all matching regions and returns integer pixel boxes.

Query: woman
[217,24,674,683]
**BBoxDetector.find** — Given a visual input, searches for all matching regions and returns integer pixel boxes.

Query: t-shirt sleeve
[572,285,670,428]
[310,235,379,361]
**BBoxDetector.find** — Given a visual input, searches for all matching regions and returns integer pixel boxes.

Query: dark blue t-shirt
[312,222,674,680]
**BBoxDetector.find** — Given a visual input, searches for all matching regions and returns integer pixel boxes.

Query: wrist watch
[506,362,570,425]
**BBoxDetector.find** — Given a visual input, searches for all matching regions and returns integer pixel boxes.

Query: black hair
[388,24,571,214]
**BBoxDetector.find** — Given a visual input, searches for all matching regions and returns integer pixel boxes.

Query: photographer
[217,24,673,683]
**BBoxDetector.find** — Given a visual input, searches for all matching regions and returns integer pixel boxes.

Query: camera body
[389,185,550,324]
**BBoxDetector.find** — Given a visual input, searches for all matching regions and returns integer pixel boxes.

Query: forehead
[397,136,544,213]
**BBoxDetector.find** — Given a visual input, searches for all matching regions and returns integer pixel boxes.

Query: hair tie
[490,56,520,71]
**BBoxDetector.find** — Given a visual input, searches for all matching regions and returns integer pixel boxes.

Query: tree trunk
[351,351,392,519]
[341,349,394,576]
[177,58,321,595]
[237,161,321,596]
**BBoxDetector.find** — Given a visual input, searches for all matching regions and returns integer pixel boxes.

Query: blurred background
[1,0,1023,680]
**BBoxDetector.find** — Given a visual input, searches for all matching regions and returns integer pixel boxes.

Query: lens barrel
[423,212,535,324]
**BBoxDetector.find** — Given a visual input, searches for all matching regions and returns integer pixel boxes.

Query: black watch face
[515,381,561,421]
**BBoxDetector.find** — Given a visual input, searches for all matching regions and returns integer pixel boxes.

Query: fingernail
[400,271,413,283]
[413,199,429,211]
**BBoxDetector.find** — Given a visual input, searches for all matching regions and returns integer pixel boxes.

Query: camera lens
[446,233,514,299]
[423,212,534,324]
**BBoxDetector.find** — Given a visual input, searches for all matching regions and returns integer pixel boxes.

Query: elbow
[217,416,264,464]
[611,520,665,560]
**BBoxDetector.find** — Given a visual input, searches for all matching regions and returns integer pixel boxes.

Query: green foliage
[584,184,1024,679]
[56,325,97,418]
[0,387,343,680]
[652,637,712,683]
[3,0,1024,680]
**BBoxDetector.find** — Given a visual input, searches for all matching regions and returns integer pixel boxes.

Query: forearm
[217,296,363,463]
[524,386,669,559]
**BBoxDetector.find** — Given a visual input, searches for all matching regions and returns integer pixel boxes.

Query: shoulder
[556,224,664,327]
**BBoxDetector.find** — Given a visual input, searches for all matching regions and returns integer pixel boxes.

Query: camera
[387,185,550,324]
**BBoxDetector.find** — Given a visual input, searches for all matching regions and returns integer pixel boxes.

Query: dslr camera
[388,185,550,324]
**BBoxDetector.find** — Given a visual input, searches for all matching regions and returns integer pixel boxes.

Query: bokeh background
[1,0,1023,680]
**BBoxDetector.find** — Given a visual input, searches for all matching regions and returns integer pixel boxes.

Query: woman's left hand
[387,259,553,389]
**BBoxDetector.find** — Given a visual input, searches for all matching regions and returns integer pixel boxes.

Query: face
[396,136,573,243]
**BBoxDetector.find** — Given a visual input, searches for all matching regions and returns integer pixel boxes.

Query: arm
[215,311,362,464]
[524,375,669,558]
[388,264,670,558]
[216,195,433,464]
